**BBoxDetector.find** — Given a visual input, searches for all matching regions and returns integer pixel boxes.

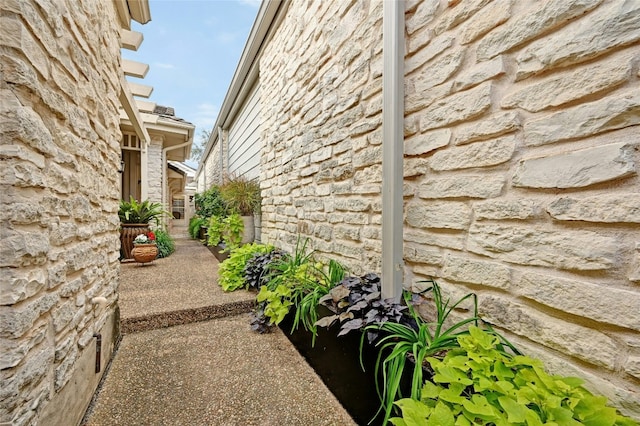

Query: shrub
[188,216,207,239]
[155,229,175,258]
[194,186,227,218]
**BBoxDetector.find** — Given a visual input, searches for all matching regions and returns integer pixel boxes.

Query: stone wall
[147,137,163,204]
[0,0,124,424]
[260,0,639,418]
[199,139,223,192]
[260,0,385,272]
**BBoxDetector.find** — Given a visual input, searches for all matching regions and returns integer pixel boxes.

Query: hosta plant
[390,326,637,426]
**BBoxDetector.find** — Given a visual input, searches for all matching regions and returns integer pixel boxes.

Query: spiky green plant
[118,197,166,225]
[363,281,482,425]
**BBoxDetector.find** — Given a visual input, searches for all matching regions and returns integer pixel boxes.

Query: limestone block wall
[260,0,639,418]
[0,1,124,424]
[403,0,639,417]
[199,139,223,192]
[147,137,163,203]
[261,1,384,272]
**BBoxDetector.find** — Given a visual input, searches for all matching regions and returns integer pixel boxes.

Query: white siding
[228,81,261,180]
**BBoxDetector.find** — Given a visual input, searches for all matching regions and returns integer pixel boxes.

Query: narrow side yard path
[83,226,355,426]
[118,227,254,333]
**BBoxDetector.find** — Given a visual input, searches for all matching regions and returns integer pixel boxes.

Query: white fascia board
[122,59,149,78]
[127,81,153,98]
[135,99,156,113]
[127,0,152,24]
[140,112,160,125]
[119,76,150,144]
[121,29,144,51]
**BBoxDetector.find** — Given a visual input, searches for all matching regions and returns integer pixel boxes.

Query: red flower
[147,231,156,240]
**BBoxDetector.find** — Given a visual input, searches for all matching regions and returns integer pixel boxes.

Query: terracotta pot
[131,244,158,264]
[120,224,150,259]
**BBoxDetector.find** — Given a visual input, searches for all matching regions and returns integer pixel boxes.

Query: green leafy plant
[118,197,166,225]
[218,243,273,292]
[222,213,244,251]
[390,326,637,426]
[259,237,317,325]
[194,186,228,218]
[220,174,261,215]
[256,284,294,325]
[188,216,207,239]
[207,213,243,251]
[154,229,175,258]
[363,281,482,425]
[207,215,225,246]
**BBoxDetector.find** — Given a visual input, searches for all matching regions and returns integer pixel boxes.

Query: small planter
[131,244,158,264]
[199,226,207,240]
[207,243,229,262]
[241,215,255,244]
[120,224,150,259]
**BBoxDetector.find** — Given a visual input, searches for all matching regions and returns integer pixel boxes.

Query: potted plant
[131,231,158,264]
[119,197,166,260]
[220,175,261,243]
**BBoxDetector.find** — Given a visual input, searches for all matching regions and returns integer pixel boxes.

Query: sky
[122,0,261,164]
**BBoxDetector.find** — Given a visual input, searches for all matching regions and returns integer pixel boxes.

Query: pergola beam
[122,59,149,78]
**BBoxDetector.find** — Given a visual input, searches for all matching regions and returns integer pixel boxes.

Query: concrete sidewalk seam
[121,299,256,334]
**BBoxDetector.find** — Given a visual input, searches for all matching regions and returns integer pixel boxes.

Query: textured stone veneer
[258,0,640,419]
[1,1,125,424]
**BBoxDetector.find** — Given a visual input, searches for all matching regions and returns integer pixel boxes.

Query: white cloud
[215,31,239,45]
[193,103,219,133]
[238,0,261,8]
[154,62,175,69]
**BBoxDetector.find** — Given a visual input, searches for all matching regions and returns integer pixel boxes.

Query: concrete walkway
[82,227,355,426]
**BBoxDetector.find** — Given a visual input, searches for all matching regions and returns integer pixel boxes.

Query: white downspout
[381,0,405,301]
[162,139,192,225]
[218,126,225,184]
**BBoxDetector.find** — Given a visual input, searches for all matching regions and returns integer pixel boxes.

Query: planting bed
[279,312,387,426]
